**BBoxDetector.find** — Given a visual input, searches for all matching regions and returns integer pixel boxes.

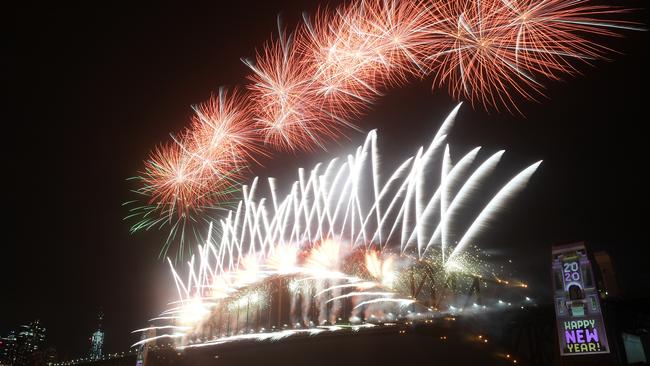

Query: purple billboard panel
[552,242,610,356]
[562,318,607,354]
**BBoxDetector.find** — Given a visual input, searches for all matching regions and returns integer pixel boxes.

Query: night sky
[5,0,649,359]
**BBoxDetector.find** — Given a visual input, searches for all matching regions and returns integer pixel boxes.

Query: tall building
[14,319,46,365]
[89,311,104,360]
[0,331,17,365]
[551,242,611,360]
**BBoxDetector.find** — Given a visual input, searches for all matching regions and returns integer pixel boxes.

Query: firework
[135,105,540,348]
[127,89,258,258]
[188,88,263,170]
[245,26,332,151]
[300,4,383,111]
[365,251,396,287]
[425,0,638,112]
[130,0,636,258]
[200,104,540,266]
[139,142,209,217]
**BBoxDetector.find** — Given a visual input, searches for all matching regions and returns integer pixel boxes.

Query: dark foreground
[147,321,519,366]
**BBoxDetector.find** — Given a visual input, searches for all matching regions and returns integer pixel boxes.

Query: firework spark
[188,88,263,171]
[126,89,259,258]
[245,25,334,151]
[134,105,540,348]
[131,0,636,258]
[425,0,638,112]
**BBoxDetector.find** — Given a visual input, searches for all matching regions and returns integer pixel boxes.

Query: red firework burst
[131,0,636,256]
[139,89,261,217]
[359,0,434,82]
[246,28,332,151]
[188,88,263,170]
[299,3,385,113]
[424,0,636,112]
[140,142,210,217]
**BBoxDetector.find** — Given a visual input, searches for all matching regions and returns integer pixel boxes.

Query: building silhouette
[13,319,46,365]
[0,330,17,365]
[89,311,104,360]
[593,250,621,298]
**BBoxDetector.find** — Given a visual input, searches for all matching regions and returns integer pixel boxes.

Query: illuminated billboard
[551,242,610,356]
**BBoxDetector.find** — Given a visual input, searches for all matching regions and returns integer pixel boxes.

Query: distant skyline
[5,0,649,358]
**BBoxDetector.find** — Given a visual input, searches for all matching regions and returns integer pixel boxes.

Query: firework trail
[129,0,639,258]
[425,0,637,111]
[126,89,260,257]
[198,104,540,268]
[134,105,541,348]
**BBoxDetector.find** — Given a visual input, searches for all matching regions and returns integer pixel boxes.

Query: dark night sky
[4,0,649,359]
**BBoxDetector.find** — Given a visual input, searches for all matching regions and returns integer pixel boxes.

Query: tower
[551,242,610,358]
[0,330,17,365]
[89,311,104,360]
